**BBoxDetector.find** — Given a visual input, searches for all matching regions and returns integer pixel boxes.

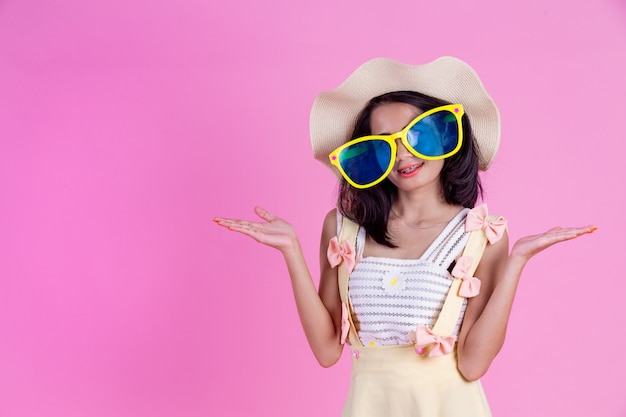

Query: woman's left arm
[456,225,596,381]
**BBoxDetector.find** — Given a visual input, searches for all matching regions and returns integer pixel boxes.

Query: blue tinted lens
[406,111,459,157]
[338,140,392,185]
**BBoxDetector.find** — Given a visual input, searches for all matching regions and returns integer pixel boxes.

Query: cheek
[429,160,445,176]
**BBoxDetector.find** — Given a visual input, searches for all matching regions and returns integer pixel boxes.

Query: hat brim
[310,56,500,173]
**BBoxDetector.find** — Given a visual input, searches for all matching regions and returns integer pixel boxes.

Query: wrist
[507,252,528,272]
[281,236,302,258]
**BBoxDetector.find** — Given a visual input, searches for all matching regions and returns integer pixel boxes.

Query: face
[369,102,444,192]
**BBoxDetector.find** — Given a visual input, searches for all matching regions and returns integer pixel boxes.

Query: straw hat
[310,56,500,172]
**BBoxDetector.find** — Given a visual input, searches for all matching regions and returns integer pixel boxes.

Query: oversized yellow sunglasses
[329,104,464,189]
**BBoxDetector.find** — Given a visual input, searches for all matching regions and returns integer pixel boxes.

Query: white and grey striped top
[346,208,471,346]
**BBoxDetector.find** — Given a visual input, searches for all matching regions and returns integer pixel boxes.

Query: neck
[392,189,459,226]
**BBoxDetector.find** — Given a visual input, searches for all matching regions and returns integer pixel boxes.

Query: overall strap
[431,215,501,336]
[336,215,363,347]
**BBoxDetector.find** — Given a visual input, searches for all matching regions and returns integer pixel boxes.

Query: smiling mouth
[398,163,423,174]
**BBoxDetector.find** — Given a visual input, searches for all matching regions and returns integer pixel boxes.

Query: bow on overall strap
[465,203,506,244]
[408,325,457,357]
[330,215,361,347]
[451,256,481,298]
[327,236,356,274]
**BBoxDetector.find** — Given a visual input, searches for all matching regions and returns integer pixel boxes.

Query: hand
[510,225,597,264]
[214,206,299,253]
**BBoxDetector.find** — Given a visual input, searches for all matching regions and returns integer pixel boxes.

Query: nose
[395,138,413,159]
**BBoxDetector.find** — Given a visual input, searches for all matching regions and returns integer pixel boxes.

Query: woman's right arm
[214,206,344,367]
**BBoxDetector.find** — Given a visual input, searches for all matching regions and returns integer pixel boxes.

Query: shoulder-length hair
[337,91,483,247]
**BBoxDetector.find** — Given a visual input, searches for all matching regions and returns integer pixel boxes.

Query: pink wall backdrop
[1,0,625,416]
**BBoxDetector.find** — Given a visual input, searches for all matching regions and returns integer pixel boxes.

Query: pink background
[1,0,625,416]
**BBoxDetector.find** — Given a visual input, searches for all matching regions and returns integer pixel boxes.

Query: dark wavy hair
[337,91,483,247]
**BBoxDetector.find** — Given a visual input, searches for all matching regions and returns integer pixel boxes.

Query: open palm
[511,225,596,262]
[214,206,298,253]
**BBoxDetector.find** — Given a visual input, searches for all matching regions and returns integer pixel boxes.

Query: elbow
[459,367,487,382]
[457,339,504,381]
[314,346,343,368]
[316,352,342,368]
[318,357,339,368]
[457,359,490,382]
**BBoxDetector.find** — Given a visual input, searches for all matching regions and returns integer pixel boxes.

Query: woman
[214,57,595,416]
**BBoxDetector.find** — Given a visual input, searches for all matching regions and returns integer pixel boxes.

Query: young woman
[214,57,595,416]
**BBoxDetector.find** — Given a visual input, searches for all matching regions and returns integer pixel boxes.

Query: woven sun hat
[310,56,500,173]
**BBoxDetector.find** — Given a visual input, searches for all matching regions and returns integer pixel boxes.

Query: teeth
[399,164,421,174]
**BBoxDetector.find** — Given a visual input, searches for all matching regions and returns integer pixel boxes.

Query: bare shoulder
[319,208,339,265]
[321,208,339,242]
[318,208,342,326]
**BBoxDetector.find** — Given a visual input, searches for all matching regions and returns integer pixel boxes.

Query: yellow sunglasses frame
[328,104,465,189]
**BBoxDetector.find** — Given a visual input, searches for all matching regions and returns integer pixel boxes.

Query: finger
[213,217,233,227]
[213,217,237,227]
[542,226,596,244]
[254,206,276,222]
[225,223,260,238]
[582,225,598,234]
[568,225,597,238]
[551,225,596,235]
[548,229,583,242]
[214,217,256,229]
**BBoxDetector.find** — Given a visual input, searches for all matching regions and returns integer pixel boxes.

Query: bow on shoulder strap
[333,214,362,347]
[327,236,356,275]
[466,203,507,245]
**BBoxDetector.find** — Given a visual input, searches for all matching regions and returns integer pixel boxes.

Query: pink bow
[465,204,507,244]
[408,325,457,357]
[340,303,350,345]
[327,237,356,274]
[452,256,481,298]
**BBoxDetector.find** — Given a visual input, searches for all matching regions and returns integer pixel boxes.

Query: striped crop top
[346,208,471,346]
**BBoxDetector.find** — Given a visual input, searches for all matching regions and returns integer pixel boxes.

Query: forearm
[458,223,596,380]
[214,207,345,366]
[282,241,343,367]
[458,255,526,380]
